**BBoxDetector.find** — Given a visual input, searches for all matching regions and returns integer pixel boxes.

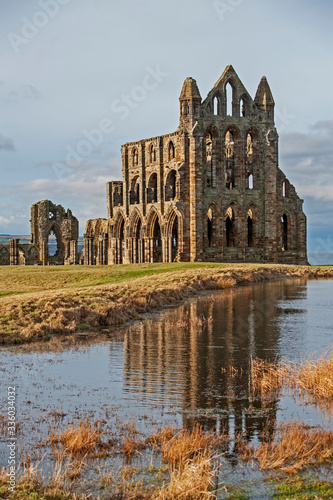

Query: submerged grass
[50,419,104,454]
[239,422,333,473]
[1,263,332,345]
[250,348,333,410]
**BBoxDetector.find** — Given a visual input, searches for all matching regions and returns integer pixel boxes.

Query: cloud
[0,158,121,234]
[0,134,16,151]
[8,84,41,102]
[280,120,333,202]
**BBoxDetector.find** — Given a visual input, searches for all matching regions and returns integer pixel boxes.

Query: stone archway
[30,200,79,265]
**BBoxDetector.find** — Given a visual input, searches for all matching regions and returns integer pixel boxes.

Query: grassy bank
[0,263,332,345]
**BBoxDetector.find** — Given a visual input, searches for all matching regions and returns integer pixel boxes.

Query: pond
[0,278,332,497]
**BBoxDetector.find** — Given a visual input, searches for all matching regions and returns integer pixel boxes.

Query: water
[0,278,332,497]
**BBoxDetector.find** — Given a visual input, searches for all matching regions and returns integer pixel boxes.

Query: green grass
[0,262,230,296]
[272,475,333,499]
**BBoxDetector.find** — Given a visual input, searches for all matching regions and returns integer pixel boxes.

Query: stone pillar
[69,239,78,265]
[109,238,116,265]
[150,238,154,263]
[168,236,173,263]
[144,237,149,263]
[162,237,166,263]
[40,241,48,266]
[86,236,95,265]
[132,238,137,264]
[9,239,19,266]
[138,239,143,263]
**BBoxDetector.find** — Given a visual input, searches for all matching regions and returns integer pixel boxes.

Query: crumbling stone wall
[0,200,79,266]
[30,200,79,265]
[84,65,307,265]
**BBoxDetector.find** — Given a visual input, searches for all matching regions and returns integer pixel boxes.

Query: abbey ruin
[0,66,307,267]
[0,200,78,266]
[83,65,307,265]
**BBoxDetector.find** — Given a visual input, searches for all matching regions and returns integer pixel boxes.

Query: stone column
[40,241,48,266]
[9,239,19,266]
[87,237,95,265]
[150,238,154,263]
[69,239,78,265]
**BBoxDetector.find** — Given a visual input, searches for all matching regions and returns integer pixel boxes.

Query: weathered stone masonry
[84,65,307,265]
[0,200,79,266]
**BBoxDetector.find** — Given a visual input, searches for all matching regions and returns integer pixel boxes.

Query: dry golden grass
[1,263,332,344]
[50,419,103,454]
[249,356,293,396]
[122,436,146,457]
[249,348,333,410]
[154,455,217,500]
[240,422,333,473]
[149,424,222,499]
[298,349,333,402]
[159,423,222,467]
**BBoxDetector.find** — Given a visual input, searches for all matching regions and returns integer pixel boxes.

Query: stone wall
[0,200,79,266]
[84,66,307,265]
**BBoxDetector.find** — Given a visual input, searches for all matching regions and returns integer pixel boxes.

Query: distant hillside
[0,235,84,253]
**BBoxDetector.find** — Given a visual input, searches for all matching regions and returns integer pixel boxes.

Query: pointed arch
[114,210,126,239]
[165,169,177,201]
[130,175,140,204]
[129,208,144,263]
[149,143,156,163]
[146,208,162,263]
[225,79,237,117]
[132,147,139,166]
[147,172,158,203]
[168,140,175,161]
[213,92,221,116]
[114,210,126,264]
[246,204,260,249]
[239,94,250,117]
[48,223,62,259]
[146,206,161,238]
[205,202,220,249]
[247,173,254,190]
[224,125,240,190]
[128,208,143,238]
[224,203,241,248]
[205,125,219,188]
[165,207,184,262]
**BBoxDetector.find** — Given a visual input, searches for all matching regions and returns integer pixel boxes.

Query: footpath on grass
[0,263,332,345]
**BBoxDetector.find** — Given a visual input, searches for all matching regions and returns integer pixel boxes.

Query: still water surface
[0,278,332,496]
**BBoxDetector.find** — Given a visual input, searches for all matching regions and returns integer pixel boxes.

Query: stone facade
[0,200,78,266]
[84,65,307,265]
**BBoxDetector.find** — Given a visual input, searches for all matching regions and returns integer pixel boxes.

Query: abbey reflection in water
[115,281,309,441]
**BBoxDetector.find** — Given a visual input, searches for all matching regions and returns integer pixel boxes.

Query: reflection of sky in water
[0,278,332,469]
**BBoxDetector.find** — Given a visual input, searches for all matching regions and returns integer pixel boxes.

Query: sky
[0,0,332,263]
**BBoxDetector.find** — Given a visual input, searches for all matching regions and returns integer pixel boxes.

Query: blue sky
[0,0,332,263]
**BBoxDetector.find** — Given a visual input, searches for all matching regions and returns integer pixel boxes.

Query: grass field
[0,263,332,345]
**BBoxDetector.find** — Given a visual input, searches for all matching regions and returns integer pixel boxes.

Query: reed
[249,348,333,410]
[252,422,333,473]
[159,423,221,467]
[154,455,217,499]
[50,419,103,454]
[122,436,146,457]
